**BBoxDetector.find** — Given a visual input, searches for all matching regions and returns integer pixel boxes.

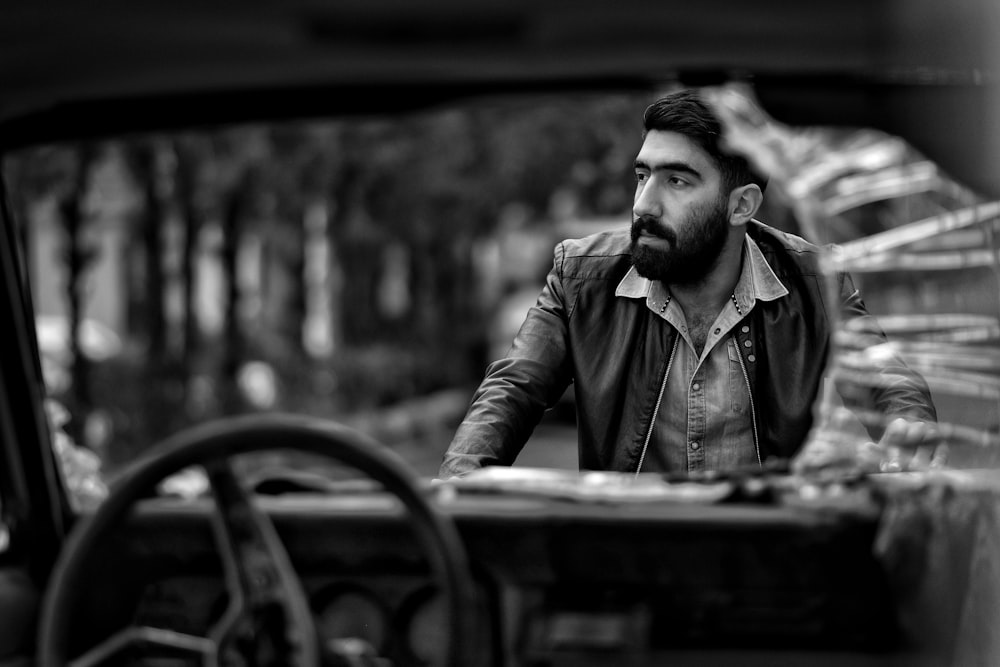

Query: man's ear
[727,184,764,227]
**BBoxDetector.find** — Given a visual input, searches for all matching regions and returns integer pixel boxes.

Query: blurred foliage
[3,92,652,470]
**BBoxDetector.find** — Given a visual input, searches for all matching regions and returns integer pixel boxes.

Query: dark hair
[643,89,766,193]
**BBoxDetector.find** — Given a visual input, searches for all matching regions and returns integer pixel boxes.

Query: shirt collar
[615,233,789,305]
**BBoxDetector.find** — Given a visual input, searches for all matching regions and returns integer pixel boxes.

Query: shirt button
[690,441,701,450]
[741,325,750,333]
[748,354,756,362]
[713,328,720,334]
[744,340,752,348]
[692,383,701,391]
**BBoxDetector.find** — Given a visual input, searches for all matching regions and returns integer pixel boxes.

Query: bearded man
[439,89,937,478]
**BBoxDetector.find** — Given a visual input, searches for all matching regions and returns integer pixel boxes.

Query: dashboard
[59,472,947,667]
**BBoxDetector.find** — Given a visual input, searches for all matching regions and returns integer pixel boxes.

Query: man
[439,89,936,478]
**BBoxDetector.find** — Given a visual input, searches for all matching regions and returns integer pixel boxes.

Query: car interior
[1,1,998,666]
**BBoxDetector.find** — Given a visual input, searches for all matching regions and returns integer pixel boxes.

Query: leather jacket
[440,221,937,477]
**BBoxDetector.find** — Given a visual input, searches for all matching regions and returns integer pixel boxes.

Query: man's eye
[635,172,648,182]
[668,176,688,186]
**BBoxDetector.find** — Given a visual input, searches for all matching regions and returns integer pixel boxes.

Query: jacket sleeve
[438,244,575,478]
[834,271,937,437]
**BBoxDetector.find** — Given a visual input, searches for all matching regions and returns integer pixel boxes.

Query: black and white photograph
[1,1,998,665]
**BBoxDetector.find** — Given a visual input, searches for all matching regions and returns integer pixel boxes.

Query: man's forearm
[439,355,569,477]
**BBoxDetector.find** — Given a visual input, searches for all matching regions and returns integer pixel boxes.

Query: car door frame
[0,172,68,580]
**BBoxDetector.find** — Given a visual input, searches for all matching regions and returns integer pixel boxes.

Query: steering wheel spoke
[205,459,317,666]
[68,625,215,667]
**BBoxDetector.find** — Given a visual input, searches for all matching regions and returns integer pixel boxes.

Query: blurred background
[5,93,659,476]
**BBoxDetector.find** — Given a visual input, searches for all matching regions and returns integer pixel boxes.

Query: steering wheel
[38,413,475,667]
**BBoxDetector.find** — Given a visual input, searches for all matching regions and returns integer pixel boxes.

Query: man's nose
[633,181,661,219]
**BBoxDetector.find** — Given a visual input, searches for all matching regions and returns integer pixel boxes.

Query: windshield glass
[3,85,997,506]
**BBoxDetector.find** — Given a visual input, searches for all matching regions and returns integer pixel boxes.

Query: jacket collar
[615,232,789,306]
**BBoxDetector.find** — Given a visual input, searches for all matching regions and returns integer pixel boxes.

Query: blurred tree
[58,144,99,432]
[122,140,169,361]
[219,165,252,414]
[193,126,273,416]
[172,134,213,373]
[266,123,341,360]
[6,92,664,463]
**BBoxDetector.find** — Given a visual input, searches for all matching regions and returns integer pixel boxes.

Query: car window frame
[0,169,68,571]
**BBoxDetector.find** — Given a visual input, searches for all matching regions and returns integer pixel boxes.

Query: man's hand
[791,412,946,476]
[875,417,944,471]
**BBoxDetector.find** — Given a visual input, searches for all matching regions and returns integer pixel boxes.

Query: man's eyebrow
[633,159,703,179]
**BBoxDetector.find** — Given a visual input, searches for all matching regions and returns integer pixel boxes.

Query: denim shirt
[615,235,789,473]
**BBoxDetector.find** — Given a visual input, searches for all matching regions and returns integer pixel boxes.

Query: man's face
[630,130,731,285]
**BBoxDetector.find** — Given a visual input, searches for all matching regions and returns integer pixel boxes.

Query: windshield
[3,85,998,507]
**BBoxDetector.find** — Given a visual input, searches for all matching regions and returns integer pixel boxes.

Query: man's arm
[439,245,575,478]
[793,272,941,474]
[835,271,937,428]
[833,272,940,466]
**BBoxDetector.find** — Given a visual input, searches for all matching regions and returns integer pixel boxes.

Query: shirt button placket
[687,374,706,472]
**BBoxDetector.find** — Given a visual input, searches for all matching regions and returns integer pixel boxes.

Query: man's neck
[669,240,745,319]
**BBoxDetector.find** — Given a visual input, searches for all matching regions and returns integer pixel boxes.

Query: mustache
[631,216,676,243]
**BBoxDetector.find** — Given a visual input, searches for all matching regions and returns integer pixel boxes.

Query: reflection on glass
[708,84,999,472]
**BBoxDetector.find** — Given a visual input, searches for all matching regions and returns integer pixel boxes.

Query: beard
[630,196,730,285]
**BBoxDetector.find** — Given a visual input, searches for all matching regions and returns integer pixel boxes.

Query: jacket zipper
[733,335,763,467]
[635,336,678,476]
